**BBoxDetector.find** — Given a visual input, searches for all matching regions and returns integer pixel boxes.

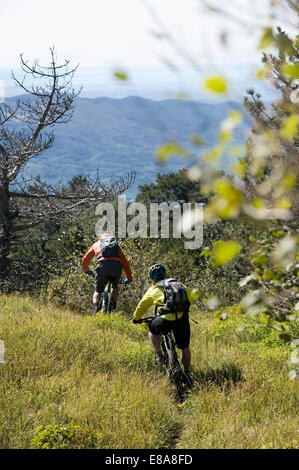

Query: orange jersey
[82,234,132,280]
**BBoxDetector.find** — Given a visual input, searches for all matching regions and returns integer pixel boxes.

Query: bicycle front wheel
[162,335,182,382]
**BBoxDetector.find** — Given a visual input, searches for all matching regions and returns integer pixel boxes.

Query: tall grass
[0,294,298,449]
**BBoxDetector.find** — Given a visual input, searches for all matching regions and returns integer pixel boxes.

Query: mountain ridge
[6,95,251,198]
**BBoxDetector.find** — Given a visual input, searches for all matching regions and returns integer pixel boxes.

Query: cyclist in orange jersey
[82,232,132,314]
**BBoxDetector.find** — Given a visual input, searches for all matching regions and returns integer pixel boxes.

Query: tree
[188,23,299,376]
[136,169,207,204]
[0,48,135,285]
[243,26,299,217]
[142,0,299,376]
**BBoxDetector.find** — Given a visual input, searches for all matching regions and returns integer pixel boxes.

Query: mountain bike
[99,278,125,314]
[138,316,193,401]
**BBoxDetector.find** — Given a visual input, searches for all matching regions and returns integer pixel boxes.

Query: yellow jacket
[133,281,193,322]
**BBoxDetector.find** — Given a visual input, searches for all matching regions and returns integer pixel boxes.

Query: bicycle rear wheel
[101,282,110,314]
[107,281,117,313]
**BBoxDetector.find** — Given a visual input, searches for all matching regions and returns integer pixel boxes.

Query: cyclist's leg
[110,286,118,310]
[94,263,108,313]
[106,261,123,311]
[148,331,161,353]
[181,348,191,372]
[148,331,164,367]
[148,316,172,362]
[93,291,101,307]
[93,291,103,314]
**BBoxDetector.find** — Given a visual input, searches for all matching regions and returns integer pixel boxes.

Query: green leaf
[271,231,285,238]
[280,114,299,140]
[282,64,299,79]
[252,198,265,209]
[260,313,271,325]
[263,268,277,281]
[229,110,243,124]
[276,197,291,210]
[204,75,228,94]
[113,71,128,81]
[258,27,275,50]
[256,67,266,79]
[282,172,296,191]
[190,288,201,300]
[156,142,189,163]
[211,179,244,218]
[200,247,211,257]
[253,254,267,267]
[213,240,241,266]
[205,143,225,160]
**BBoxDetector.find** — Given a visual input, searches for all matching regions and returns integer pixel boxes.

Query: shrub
[30,424,102,449]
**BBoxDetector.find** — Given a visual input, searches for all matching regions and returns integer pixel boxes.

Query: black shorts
[95,260,123,293]
[148,314,190,350]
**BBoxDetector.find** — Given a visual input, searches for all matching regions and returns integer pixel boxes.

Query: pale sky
[0,0,284,70]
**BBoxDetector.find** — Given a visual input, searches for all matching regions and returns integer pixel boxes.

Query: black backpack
[99,236,119,258]
[157,278,190,319]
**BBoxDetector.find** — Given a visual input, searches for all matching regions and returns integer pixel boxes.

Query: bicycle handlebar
[119,279,133,285]
[136,316,155,324]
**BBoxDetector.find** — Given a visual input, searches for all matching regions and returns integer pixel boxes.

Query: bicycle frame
[101,278,125,314]
[161,330,182,381]
[101,281,111,313]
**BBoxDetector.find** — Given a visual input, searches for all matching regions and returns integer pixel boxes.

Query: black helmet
[148,264,166,281]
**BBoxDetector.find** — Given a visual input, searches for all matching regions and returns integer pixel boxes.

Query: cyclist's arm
[133,291,155,322]
[118,247,132,280]
[82,246,96,272]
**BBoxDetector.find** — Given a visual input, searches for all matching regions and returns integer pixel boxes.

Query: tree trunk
[0,184,11,282]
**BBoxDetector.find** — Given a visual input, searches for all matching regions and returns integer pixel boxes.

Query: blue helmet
[148,264,166,281]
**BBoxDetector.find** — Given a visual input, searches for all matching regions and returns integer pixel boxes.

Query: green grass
[0,294,298,449]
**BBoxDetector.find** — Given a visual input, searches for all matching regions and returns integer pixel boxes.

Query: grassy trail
[0,294,298,449]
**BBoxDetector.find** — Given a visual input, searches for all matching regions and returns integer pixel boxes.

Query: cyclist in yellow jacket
[132,264,193,381]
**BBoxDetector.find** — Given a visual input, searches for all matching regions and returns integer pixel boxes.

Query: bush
[46,221,255,315]
[30,424,102,449]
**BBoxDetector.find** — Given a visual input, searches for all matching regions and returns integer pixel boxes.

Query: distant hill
[8,95,251,199]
